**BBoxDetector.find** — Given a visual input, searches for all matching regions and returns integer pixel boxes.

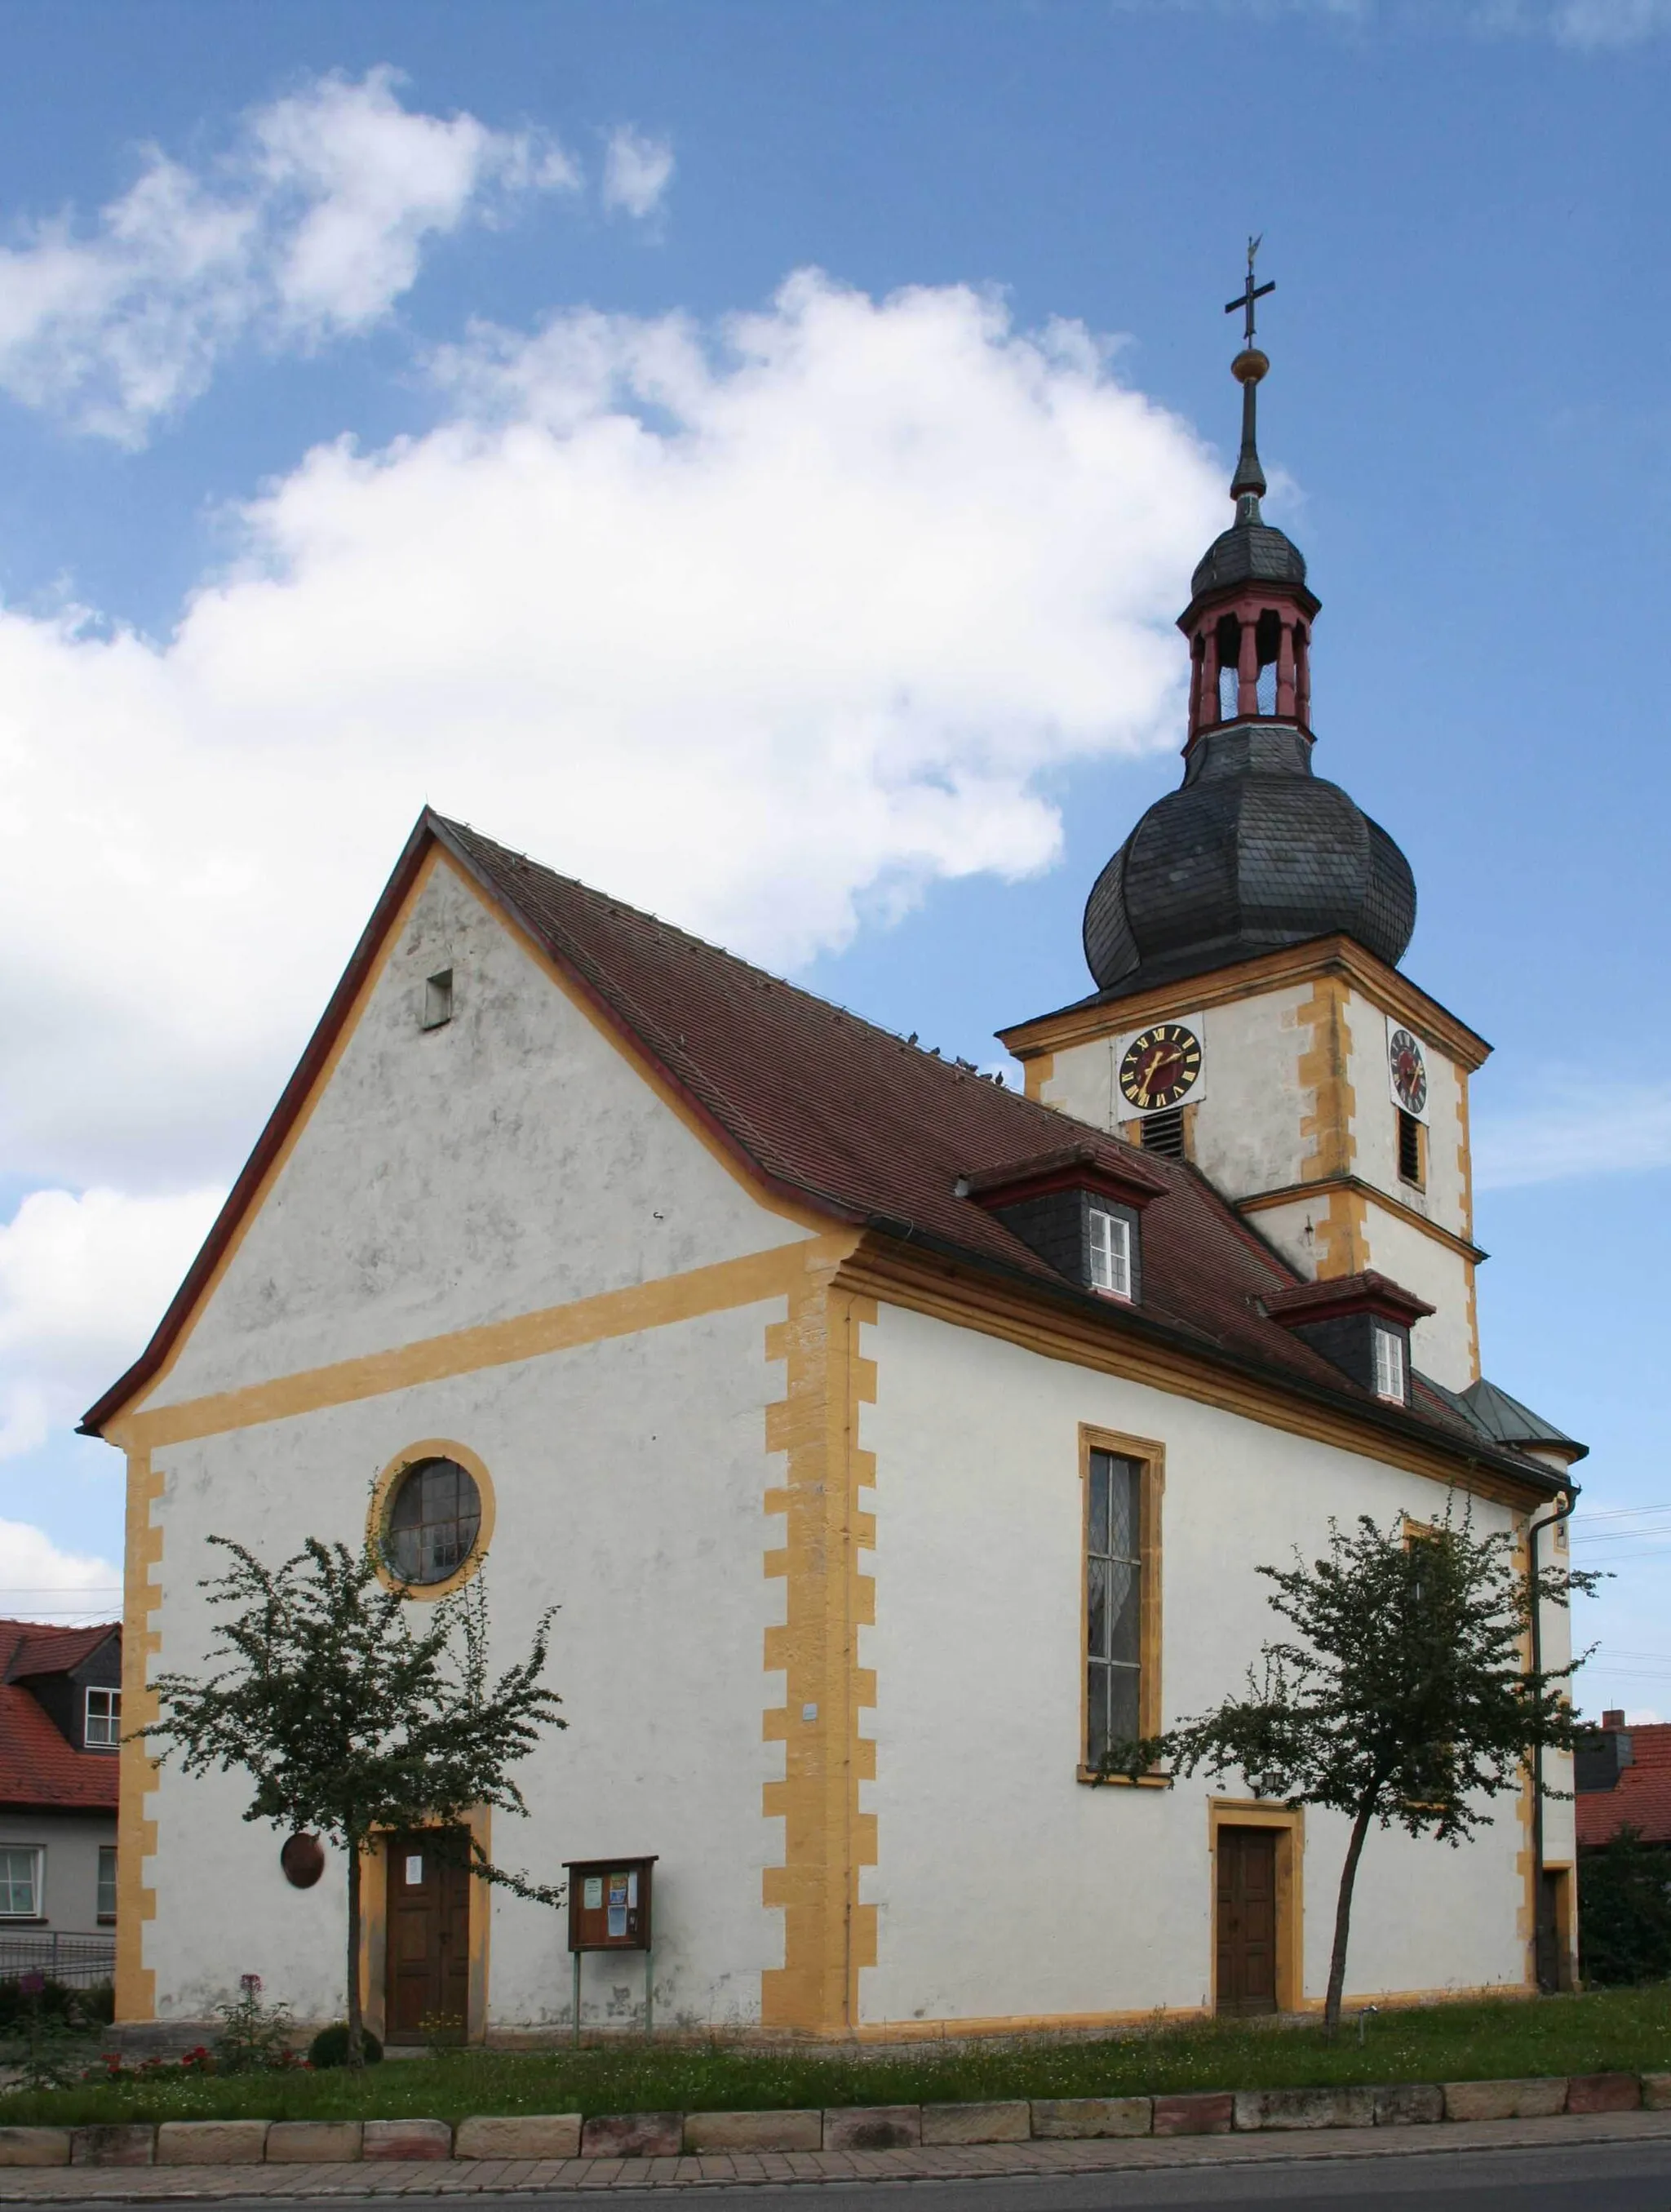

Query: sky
[0,0,1667,1714]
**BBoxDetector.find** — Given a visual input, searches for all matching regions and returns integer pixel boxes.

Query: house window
[1086,1449,1143,1768]
[422,969,454,1030]
[383,1456,482,1586]
[97,1846,117,1924]
[85,1687,120,1749]
[1398,1109,1424,1187]
[1372,1325,1407,1403]
[0,1848,41,1919]
[1088,1208,1132,1298]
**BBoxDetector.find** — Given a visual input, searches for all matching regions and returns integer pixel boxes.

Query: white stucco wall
[1246,1195,1475,1390]
[1343,989,1471,1243]
[142,1299,786,2032]
[149,855,808,1409]
[859,1300,1534,2028]
[1038,989,1316,1202]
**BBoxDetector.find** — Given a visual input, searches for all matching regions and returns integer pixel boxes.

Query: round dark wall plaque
[280,1833,326,1889]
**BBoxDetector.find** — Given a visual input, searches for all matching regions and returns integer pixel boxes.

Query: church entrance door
[1215,1826,1278,2016]
[384,1829,472,2044]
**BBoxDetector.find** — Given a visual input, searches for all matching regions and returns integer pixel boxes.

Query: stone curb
[0,2070,1662,2167]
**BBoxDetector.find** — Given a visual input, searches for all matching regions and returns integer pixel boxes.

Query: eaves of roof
[80,810,1563,1505]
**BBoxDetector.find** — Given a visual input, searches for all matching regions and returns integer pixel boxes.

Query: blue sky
[0,0,1666,1710]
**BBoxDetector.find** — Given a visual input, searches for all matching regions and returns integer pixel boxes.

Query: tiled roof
[7,1625,116,1682]
[82,809,1561,1496]
[1577,1725,1671,1849]
[435,818,1550,1479]
[0,1620,119,1813]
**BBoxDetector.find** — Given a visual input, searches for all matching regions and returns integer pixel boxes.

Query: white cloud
[0,67,576,443]
[0,1518,121,1625]
[0,1187,225,1458]
[0,271,1226,1198]
[601,127,675,221]
[1474,1084,1671,1190]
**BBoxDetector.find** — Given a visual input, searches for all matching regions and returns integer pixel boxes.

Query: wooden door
[1216,1827,1278,2016]
[384,1829,472,2044]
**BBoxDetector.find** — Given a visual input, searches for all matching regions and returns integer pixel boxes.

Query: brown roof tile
[83,809,1558,1495]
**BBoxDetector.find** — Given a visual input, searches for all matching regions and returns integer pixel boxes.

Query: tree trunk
[1323,1798,1376,2040]
[346,1837,365,2070]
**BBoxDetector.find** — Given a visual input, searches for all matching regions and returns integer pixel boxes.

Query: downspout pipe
[1528,1488,1577,1993]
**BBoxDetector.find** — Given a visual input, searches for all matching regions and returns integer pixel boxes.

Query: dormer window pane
[85,1687,120,1749]
[1373,1326,1407,1403]
[1089,1208,1132,1298]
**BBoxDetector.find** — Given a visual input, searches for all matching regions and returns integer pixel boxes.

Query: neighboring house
[0,1620,121,1975]
[1576,1713,1671,1849]
[84,315,1585,2042]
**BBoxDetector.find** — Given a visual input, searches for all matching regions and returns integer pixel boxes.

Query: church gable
[135,849,813,1412]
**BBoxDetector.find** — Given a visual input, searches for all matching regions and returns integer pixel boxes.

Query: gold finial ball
[1232,347,1270,385]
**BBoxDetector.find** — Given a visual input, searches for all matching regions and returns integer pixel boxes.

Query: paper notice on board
[627,1872,638,1906]
[406,1856,423,1885]
[609,1873,627,1904]
[608,1905,627,1939]
[583,1877,602,1909]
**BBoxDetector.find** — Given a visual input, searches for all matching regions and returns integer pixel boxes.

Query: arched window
[383,1457,482,1586]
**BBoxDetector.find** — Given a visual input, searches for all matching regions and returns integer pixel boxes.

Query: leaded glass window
[384,1458,482,1587]
[1086,1449,1143,1770]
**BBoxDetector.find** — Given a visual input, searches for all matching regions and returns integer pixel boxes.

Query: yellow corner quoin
[760,1262,877,2036]
[366,1439,497,1602]
[112,1441,164,2024]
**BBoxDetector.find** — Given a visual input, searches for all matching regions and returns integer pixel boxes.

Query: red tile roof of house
[1577,1724,1671,1849]
[81,810,1562,1497]
[0,1620,119,1814]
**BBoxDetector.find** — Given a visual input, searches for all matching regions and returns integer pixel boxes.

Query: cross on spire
[1226,234,1274,349]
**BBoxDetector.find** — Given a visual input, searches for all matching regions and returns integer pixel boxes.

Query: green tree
[1579,1827,1671,1986]
[146,1536,565,2066]
[1110,1504,1594,2036]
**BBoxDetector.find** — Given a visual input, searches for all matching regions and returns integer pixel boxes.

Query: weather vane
[1226,234,1274,352]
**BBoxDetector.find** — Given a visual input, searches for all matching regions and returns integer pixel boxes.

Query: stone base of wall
[2,2072,1658,2168]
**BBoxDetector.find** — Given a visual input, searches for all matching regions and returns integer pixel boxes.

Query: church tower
[1000,256,1487,1392]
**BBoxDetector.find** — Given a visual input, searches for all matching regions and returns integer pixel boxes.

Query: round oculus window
[383,1456,482,1587]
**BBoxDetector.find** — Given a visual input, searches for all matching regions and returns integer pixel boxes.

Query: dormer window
[85,1686,120,1749]
[1263,1270,1429,1408]
[1372,1325,1407,1403]
[1089,1208,1132,1299]
[959,1141,1165,1305]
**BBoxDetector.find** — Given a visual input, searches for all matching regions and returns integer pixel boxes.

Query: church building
[86,287,1585,2043]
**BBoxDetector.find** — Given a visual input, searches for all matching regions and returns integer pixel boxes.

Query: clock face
[1119,1023,1203,1112]
[1389,1026,1429,1115]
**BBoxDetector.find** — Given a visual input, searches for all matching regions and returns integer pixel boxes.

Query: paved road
[59,2139,1671,2212]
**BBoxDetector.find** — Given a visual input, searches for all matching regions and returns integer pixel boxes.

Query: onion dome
[1081,259,1416,997]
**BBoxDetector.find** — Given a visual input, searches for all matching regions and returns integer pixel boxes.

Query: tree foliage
[1109,1502,1595,2033]
[1579,1828,1671,1988]
[146,1535,565,2064]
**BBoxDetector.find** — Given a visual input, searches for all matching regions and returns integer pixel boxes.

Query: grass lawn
[2,1986,1669,2127]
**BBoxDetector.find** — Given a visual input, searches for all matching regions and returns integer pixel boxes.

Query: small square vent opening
[422,969,454,1031]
